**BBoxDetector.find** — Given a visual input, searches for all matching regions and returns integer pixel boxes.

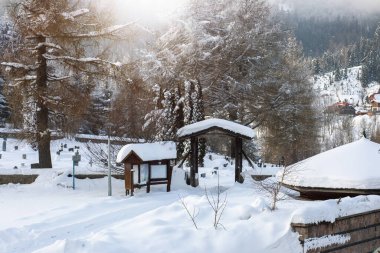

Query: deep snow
[1,138,380,253]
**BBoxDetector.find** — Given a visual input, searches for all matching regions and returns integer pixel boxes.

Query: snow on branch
[61,9,90,21]
[47,75,72,82]
[34,42,62,50]
[43,54,122,67]
[55,22,135,39]
[15,75,37,81]
[1,62,37,71]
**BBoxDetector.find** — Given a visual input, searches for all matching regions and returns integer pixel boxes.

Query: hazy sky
[270,0,380,17]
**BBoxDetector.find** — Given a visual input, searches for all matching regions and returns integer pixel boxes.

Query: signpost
[108,134,112,196]
[72,150,81,190]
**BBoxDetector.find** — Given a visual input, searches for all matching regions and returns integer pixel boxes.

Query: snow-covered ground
[0,138,108,174]
[1,138,380,253]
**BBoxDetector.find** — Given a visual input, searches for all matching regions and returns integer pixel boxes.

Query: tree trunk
[36,36,52,168]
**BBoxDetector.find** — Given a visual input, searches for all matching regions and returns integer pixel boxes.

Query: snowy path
[0,189,180,253]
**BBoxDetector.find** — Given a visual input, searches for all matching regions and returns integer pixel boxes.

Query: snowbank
[292,195,380,224]
[283,138,380,189]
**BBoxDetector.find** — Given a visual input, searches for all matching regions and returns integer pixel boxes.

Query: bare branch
[178,194,199,230]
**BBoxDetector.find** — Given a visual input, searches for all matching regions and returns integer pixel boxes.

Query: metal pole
[72,160,75,190]
[108,132,112,196]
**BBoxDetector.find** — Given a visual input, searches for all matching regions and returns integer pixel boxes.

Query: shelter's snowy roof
[177,118,254,139]
[116,142,177,163]
[283,138,380,189]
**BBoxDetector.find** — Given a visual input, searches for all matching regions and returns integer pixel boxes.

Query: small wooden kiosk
[116,142,177,196]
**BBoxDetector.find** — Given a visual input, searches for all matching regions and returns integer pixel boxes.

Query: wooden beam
[138,164,141,184]
[242,149,255,168]
[235,137,244,183]
[166,160,171,192]
[147,163,151,193]
[190,137,199,187]
[177,151,190,168]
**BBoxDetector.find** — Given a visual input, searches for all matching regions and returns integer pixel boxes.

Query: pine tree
[0,79,10,125]
[183,80,205,165]
[313,59,321,75]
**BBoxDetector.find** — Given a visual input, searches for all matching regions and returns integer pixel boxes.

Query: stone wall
[0,174,38,184]
[0,174,124,185]
[292,209,380,253]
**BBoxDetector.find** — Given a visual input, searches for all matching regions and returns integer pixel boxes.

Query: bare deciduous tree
[205,175,227,230]
[256,165,294,211]
[178,194,199,230]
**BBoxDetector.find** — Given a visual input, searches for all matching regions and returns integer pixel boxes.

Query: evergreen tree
[183,80,205,166]
[313,59,321,75]
[0,79,10,125]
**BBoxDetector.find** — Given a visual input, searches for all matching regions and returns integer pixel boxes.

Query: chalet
[368,93,380,113]
[325,101,355,115]
[116,142,177,196]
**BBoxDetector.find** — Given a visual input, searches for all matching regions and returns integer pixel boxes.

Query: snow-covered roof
[373,94,380,103]
[116,142,177,163]
[177,118,254,139]
[283,138,380,189]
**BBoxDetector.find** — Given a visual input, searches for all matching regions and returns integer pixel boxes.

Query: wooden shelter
[177,118,255,187]
[282,138,380,200]
[116,142,177,196]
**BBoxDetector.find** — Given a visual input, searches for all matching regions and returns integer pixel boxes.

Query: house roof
[283,138,380,190]
[177,118,255,139]
[372,94,380,103]
[116,142,177,163]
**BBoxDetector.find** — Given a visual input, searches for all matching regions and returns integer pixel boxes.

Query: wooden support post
[125,163,134,196]
[235,137,244,183]
[131,169,134,196]
[147,163,151,193]
[167,161,172,192]
[190,137,199,187]
[138,164,141,184]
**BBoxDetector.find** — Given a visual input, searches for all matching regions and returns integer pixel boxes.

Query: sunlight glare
[114,0,187,24]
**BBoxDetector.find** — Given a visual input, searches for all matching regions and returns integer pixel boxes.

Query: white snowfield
[2,139,380,253]
[177,118,255,139]
[116,141,177,163]
[283,138,380,189]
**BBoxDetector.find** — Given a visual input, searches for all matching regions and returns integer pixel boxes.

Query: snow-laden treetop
[116,142,177,163]
[177,118,255,139]
[283,138,380,189]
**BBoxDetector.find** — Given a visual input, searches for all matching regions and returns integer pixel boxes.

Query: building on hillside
[368,93,380,113]
[325,101,355,116]
[116,142,177,196]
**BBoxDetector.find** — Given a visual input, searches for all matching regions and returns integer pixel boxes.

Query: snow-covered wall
[292,196,380,253]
